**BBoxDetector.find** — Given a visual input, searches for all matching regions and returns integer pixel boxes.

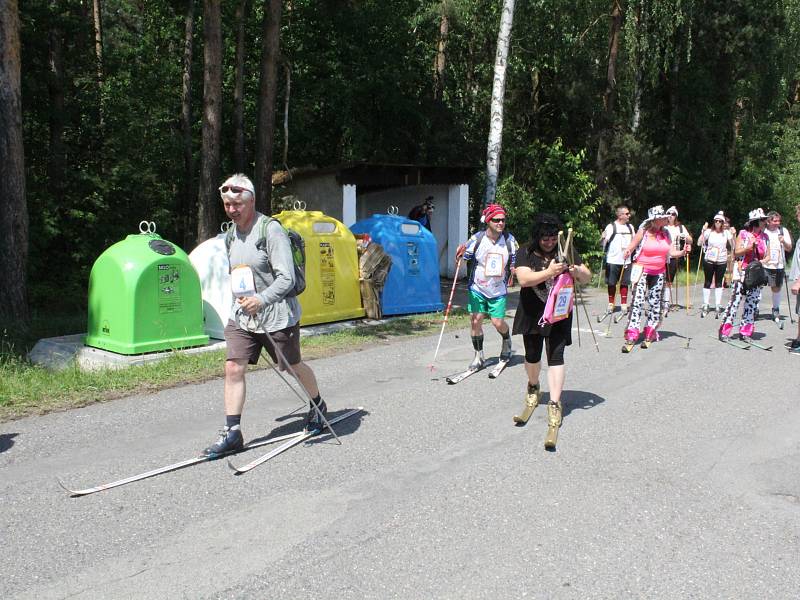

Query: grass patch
[0,310,471,422]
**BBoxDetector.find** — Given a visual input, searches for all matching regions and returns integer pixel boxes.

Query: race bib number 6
[230,265,256,297]
[484,252,504,277]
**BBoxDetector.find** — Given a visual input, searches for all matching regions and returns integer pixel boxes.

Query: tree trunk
[180,0,195,248]
[728,98,744,168]
[92,0,104,125]
[233,0,250,172]
[254,0,282,215]
[789,79,800,107]
[530,66,541,137]
[47,1,66,196]
[283,62,291,168]
[433,8,449,102]
[668,34,680,135]
[0,0,29,323]
[595,0,623,195]
[484,0,516,206]
[197,0,222,243]
[630,1,644,134]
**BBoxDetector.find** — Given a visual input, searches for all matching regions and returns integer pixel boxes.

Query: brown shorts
[224,321,302,366]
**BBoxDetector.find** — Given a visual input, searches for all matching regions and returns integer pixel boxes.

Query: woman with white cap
[698,211,734,317]
[620,205,690,352]
[664,206,692,311]
[719,208,769,342]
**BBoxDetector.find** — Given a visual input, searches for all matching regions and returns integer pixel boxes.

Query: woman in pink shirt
[719,208,769,341]
[620,205,690,352]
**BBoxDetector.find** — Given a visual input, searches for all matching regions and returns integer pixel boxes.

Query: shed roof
[273,163,478,190]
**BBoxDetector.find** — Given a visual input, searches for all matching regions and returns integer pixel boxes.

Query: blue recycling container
[350,214,444,316]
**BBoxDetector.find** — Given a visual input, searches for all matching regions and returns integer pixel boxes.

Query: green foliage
[496,139,600,262]
[14,0,800,323]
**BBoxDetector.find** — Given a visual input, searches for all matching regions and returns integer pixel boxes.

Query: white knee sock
[715,287,723,307]
[703,288,710,305]
[773,291,781,311]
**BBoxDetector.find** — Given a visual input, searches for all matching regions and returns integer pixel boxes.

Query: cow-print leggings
[721,280,761,327]
[628,273,665,332]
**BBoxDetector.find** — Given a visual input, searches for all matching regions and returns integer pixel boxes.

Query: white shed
[273,163,476,277]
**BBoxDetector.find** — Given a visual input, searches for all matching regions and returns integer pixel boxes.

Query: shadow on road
[538,390,606,420]
[0,432,19,454]
[249,409,368,447]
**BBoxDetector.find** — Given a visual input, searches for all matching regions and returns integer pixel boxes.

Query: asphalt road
[2,286,799,599]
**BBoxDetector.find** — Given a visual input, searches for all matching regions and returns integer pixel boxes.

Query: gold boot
[513,383,540,424]
[544,401,562,450]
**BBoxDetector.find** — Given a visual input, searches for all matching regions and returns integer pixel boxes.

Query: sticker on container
[158,264,183,313]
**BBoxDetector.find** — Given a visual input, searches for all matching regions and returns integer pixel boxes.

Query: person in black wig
[511,213,591,437]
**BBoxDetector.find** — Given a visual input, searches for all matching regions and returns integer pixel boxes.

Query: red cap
[481,204,506,223]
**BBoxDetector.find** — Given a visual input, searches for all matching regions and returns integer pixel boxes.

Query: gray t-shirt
[228,212,301,333]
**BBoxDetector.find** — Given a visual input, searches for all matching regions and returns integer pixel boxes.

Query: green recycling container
[85,227,209,354]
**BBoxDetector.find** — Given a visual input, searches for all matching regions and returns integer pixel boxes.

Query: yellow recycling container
[273,210,365,326]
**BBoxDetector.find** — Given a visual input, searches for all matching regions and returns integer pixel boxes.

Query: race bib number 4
[770,241,781,264]
[484,252,504,277]
[230,265,256,297]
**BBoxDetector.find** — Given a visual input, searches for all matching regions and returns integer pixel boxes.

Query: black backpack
[742,238,767,291]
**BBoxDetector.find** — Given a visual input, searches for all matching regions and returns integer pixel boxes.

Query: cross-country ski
[58,428,310,497]
[227,408,363,474]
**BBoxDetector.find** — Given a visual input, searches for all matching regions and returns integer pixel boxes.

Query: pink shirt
[738,230,767,268]
[637,229,672,275]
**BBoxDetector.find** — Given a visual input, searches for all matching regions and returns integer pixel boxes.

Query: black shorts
[605,263,632,287]
[765,268,784,289]
[224,321,302,366]
[666,258,680,283]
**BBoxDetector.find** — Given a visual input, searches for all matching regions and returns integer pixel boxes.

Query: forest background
[1,0,800,344]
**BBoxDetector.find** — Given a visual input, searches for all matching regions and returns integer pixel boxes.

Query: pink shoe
[625,328,640,342]
[643,326,659,342]
[719,322,733,339]
[739,323,754,338]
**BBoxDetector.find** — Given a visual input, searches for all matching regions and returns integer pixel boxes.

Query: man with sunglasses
[455,203,518,373]
[599,204,634,318]
[202,173,325,457]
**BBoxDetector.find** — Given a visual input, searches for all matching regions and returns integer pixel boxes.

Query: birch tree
[484,0,515,206]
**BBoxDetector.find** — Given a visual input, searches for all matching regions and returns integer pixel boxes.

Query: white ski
[228,408,363,474]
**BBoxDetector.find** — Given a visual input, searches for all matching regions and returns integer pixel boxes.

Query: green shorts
[467,289,507,319]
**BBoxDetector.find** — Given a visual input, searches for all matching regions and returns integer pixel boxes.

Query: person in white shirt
[697,211,734,316]
[762,210,793,319]
[663,206,692,311]
[599,205,634,315]
[788,205,800,350]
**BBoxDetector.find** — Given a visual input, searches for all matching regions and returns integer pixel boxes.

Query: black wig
[529,213,564,254]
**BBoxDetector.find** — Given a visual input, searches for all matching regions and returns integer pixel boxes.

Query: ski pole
[430,254,463,370]
[685,252,692,311]
[782,243,795,325]
[596,253,606,290]
[567,230,599,353]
